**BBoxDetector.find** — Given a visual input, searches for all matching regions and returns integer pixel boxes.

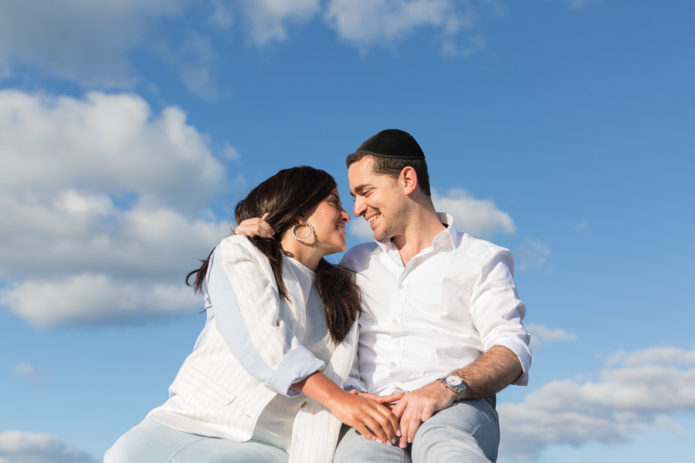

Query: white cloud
[0,90,231,327]
[606,346,695,368]
[0,0,184,87]
[434,188,515,239]
[0,430,97,463]
[514,238,551,271]
[526,323,576,349]
[1,0,507,94]
[2,275,201,327]
[325,0,505,53]
[238,0,321,45]
[499,345,695,461]
[0,91,222,212]
[325,0,458,46]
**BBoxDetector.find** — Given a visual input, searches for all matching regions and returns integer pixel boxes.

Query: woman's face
[303,188,350,256]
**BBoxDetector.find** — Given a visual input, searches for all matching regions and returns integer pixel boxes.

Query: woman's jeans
[104,418,287,463]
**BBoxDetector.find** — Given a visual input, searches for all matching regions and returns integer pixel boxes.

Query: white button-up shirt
[340,213,531,395]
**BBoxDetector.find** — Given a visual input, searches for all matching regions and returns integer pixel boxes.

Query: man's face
[348,156,407,241]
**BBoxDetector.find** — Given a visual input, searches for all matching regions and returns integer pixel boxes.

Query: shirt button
[391,319,398,324]
[390,361,397,367]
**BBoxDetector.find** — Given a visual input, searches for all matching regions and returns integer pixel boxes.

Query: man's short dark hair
[346,129,432,197]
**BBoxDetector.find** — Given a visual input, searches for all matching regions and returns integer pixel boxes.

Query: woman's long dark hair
[186,166,360,344]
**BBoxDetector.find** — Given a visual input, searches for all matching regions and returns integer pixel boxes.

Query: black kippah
[351,129,425,160]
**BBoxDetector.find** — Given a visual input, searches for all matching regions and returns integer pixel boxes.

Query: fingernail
[376,439,383,444]
[392,438,397,444]
[396,430,401,437]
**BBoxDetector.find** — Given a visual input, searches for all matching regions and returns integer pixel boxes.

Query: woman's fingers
[234,215,275,238]
[375,403,401,440]
[360,413,388,443]
[364,401,400,444]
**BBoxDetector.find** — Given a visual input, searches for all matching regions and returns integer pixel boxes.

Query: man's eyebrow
[351,184,367,197]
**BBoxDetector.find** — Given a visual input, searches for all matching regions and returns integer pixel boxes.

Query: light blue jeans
[104,418,288,463]
[334,396,499,463]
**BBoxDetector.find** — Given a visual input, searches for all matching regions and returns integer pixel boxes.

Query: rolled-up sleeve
[469,249,532,385]
[206,237,325,397]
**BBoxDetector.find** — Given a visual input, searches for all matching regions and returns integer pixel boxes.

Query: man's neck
[392,210,446,266]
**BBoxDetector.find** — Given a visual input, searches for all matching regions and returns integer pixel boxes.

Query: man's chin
[371,229,389,242]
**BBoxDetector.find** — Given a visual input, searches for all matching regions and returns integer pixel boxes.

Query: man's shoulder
[457,233,514,272]
[459,233,508,254]
[457,233,512,262]
[340,242,380,272]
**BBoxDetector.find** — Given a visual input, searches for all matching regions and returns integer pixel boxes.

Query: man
[333,129,531,463]
[237,129,531,462]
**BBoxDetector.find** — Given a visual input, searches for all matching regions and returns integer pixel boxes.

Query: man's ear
[400,166,418,195]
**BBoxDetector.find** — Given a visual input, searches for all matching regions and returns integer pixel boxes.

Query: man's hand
[235,213,275,239]
[390,380,456,448]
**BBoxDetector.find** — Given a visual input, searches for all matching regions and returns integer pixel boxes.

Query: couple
[105,129,531,462]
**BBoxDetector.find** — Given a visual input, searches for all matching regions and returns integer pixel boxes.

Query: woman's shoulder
[217,234,267,263]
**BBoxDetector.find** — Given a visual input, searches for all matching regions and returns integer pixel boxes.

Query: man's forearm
[452,345,523,399]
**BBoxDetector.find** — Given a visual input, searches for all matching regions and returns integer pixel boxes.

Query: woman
[105,166,400,463]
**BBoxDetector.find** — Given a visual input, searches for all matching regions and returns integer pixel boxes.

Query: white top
[193,248,329,397]
[147,236,356,461]
[340,213,532,395]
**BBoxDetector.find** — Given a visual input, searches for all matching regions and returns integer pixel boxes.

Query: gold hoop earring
[292,223,314,242]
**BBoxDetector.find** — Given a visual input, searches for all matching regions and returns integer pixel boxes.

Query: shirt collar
[375,211,462,254]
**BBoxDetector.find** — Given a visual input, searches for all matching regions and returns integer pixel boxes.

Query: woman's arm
[294,371,400,444]
[208,238,324,396]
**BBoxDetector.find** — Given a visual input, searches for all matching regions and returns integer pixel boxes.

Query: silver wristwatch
[440,374,468,401]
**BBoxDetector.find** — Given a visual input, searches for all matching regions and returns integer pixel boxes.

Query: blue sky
[1,1,694,461]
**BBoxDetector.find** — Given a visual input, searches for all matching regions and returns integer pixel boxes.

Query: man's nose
[353,196,366,217]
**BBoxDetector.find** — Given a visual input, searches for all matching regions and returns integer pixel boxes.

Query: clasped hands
[350,380,457,448]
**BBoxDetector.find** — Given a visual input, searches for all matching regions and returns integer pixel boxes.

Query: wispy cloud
[526,323,576,349]
[514,239,551,272]
[11,362,48,385]
[499,345,695,461]
[238,0,321,45]
[0,91,230,327]
[1,1,508,96]
[325,0,505,54]
[0,430,97,463]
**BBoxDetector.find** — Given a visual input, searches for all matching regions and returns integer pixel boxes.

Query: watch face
[446,375,463,387]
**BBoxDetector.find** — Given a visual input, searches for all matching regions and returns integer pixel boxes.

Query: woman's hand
[326,390,401,444]
[293,372,400,444]
[235,212,275,239]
